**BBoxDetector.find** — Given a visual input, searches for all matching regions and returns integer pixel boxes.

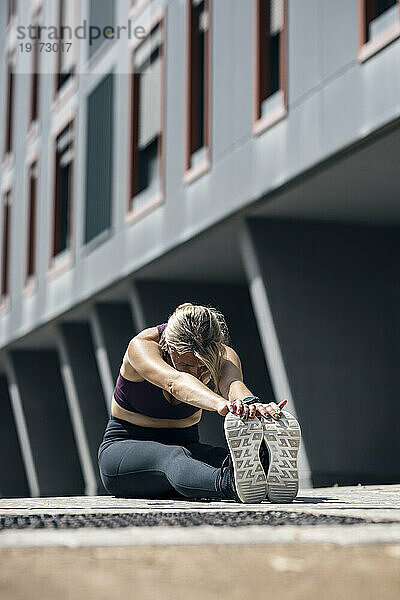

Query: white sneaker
[223,412,267,503]
[261,410,301,503]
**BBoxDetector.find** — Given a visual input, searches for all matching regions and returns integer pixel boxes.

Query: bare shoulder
[126,325,162,360]
[126,324,179,390]
[126,325,165,364]
[134,325,160,342]
[221,344,240,362]
[121,326,161,380]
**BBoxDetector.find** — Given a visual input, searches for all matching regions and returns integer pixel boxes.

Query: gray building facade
[0,0,399,497]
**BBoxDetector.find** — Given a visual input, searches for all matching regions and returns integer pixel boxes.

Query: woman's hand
[253,399,287,420]
[225,398,287,421]
[217,402,230,417]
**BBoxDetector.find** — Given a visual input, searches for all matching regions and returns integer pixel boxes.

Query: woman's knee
[98,445,121,477]
[163,444,193,466]
[185,442,228,467]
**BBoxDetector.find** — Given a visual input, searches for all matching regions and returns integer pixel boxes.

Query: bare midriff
[111,396,202,429]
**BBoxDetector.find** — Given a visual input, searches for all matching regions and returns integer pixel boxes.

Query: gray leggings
[98,416,229,499]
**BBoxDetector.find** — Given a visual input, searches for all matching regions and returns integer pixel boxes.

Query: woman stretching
[98,303,301,503]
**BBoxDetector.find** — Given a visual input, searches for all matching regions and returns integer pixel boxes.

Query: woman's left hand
[253,399,287,421]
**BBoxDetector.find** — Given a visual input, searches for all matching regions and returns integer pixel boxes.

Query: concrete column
[129,282,146,332]
[132,279,274,449]
[89,302,137,417]
[89,309,114,415]
[240,221,312,488]
[58,323,109,495]
[0,374,30,498]
[245,217,400,487]
[4,356,40,497]
[9,350,85,496]
[94,302,137,381]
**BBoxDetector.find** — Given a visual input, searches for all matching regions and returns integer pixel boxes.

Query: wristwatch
[241,396,260,405]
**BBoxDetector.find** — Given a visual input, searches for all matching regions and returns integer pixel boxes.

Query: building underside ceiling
[137,121,400,284]
[249,122,400,225]
[4,122,399,352]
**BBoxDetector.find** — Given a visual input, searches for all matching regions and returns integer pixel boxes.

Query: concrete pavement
[0,485,399,600]
[0,484,399,548]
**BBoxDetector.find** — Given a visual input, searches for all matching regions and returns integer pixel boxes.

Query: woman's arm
[218,345,255,402]
[219,345,287,420]
[127,331,229,414]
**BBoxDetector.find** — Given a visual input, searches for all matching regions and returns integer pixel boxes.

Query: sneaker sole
[261,410,301,503]
[224,413,267,503]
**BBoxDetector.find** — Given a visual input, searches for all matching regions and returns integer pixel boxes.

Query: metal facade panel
[287,0,323,104]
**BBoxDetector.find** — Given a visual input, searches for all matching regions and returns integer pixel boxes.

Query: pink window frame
[51,0,78,109]
[4,54,15,160]
[24,157,39,295]
[358,0,400,62]
[0,189,11,313]
[253,0,287,136]
[183,0,211,185]
[48,117,75,279]
[126,10,166,225]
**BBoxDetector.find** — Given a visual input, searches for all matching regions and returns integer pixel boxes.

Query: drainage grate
[0,511,384,530]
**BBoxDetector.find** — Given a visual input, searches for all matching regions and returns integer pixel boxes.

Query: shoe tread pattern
[262,410,301,503]
[224,413,267,504]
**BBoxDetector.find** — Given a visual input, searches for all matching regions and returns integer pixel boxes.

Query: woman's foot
[261,410,301,503]
[222,412,267,503]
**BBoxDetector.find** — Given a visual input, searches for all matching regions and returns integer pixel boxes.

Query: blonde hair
[159,302,230,394]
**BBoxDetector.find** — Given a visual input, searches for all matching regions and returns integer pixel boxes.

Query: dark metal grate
[0,511,384,531]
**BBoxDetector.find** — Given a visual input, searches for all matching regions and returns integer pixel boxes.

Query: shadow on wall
[248,218,400,487]
[0,375,30,498]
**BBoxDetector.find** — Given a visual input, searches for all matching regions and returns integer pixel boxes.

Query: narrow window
[130,21,164,211]
[359,0,400,59]
[85,73,113,244]
[53,122,74,257]
[8,0,17,23]
[26,162,38,281]
[4,56,15,156]
[1,192,11,299]
[30,10,41,123]
[255,0,286,125]
[186,0,210,172]
[57,0,77,91]
[88,0,114,59]
[363,0,399,43]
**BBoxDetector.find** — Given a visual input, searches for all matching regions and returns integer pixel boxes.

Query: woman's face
[169,349,207,380]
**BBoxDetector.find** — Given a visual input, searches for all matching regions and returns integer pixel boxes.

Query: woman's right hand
[218,399,253,420]
[217,401,230,417]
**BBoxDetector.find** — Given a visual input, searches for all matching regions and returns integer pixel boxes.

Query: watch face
[243,396,258,404]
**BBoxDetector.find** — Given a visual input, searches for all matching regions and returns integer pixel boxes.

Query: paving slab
[0,483,399,519]
[0,484,399,548]
[1,544,399,600]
